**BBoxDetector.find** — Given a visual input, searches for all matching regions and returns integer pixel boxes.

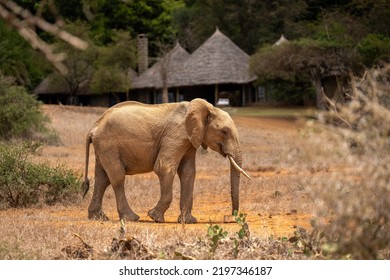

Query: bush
[358,34,390,67]
[304,64,390,259]
[0,74,56,142]
[0,142,81,209]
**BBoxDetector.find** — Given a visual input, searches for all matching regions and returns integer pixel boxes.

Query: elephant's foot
[88,210,109,221]
[178,214,197,224]
[148,208,165,223]
[119,211,140,222]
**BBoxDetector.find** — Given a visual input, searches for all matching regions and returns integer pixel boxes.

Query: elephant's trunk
[228,148,251,215]
[228,149,244,215]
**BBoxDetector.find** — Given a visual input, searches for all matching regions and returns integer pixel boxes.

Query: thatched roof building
[173,28,256,87]
[131,42,190,89]
[132,28,257,106]
[35,28,258,106]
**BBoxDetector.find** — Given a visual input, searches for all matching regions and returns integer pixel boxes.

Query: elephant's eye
[221,129,229,137]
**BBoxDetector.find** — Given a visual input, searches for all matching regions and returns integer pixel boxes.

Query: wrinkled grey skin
[82,98,245,223]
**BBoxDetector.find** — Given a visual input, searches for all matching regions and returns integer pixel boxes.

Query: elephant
[82,98,250,224]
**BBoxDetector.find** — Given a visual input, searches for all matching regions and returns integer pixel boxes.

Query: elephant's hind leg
[88,159,110,221]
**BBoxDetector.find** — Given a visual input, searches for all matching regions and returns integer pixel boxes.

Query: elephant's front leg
[177,149,197,224]
[149,161,175,223]
[104,160,140,222]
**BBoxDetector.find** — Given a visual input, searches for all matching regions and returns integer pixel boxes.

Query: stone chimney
[137,34,148,74]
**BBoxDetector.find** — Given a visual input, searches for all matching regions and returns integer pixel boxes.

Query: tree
[75,0,183,56]
[250,1,389,109]
[173,0,308,54]
[91,30,137,101]
[358,34,390,67]
[51,21,97,104]
[250,39,358,109]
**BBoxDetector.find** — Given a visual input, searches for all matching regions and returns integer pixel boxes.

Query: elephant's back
[90,101,187,140]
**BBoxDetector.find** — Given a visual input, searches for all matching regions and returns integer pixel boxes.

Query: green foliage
[248,1,388,107]
[0,142,81,209]
[358,34,390,67]
[49,22,137,101]
[91,30,136,94]
[250,37,358,107]
[264,79,315,106]
[48,21,98,104]
[232,210,250,259]
[59,0,183,55]
[207,224,227,255]
[234,211,249,239]
[206,212,251,259]
[0,75,55,141]
[174,0,308,53]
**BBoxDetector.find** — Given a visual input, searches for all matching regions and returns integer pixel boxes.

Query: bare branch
[1,0,88,50]
[0,0,89,75]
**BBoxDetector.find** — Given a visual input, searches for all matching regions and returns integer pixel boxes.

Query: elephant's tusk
[228,155,252,180]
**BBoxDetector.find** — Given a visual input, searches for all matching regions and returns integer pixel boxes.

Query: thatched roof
[131,42,190,89]
[172,28,256,87]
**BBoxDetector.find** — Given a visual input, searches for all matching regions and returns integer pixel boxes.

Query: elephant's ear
[185,98,213,148]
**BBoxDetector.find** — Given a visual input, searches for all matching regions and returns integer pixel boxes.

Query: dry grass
[299,65,390,259]
[0,104,325,260]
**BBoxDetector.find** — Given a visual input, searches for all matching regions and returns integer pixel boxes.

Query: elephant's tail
[82,133,92,198]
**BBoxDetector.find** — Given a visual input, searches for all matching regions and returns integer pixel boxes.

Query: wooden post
[214,84,219,105]
[176,88,180,102]
[242,84,246,106]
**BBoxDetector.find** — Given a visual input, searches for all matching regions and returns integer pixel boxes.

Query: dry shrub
[304,64,390,259]
[61,234,94,259]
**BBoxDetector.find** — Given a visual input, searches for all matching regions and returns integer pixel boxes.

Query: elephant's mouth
[218,143,227,157]
[215,144,251,180]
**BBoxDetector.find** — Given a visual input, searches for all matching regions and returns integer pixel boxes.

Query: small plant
[288,220,325,258]
[232,210,250,258]
[207,224,228,255]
